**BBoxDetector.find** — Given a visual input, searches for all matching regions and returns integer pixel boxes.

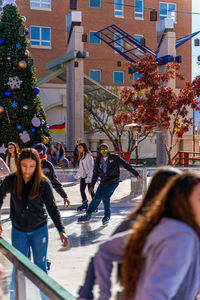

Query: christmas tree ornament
[31,114,41,127]
[16,43,21,49]
[0,39,5,45]
[18,61,27,68]
[4,90,12,97]
[7,56,11,60]
[46,125,50,130]
[31,128,36,132]
[25,50,30,55]
[25,28,29,36]
[11,101,18,108]
[17,125,22,130]
[2,0,17,8]
[0,106,4,113]
[21,16,26,22]
[23,105,28,110]
[18,26,25,37]
[0,144,7,154]
[19,131,30,143]
[41,120,45,125]
[33,87,40,94]
[42,137,49,144]
[7,76,22,89]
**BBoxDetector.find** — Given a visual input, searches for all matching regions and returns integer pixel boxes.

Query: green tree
[84,87,149,156]
[0,0,51,157]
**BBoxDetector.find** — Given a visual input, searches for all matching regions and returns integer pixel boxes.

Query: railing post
[15,269,27,300]
[184,152,189,167]
[179,152,183,166]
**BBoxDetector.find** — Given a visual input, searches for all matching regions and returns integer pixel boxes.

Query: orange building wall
[17,0,192,88]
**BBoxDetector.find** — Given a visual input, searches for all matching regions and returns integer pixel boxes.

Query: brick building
[13,0,192,157]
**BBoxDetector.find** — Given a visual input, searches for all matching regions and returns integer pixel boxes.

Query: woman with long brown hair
[6,142,19,173]
[91,171,200,300]
[0,148,68,299]
[74,142,95,212]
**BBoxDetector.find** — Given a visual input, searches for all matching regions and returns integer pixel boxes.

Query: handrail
[172,151,200,167]
[0,237,74,300]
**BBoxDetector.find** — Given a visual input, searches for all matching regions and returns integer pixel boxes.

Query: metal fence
[0,237,74,300]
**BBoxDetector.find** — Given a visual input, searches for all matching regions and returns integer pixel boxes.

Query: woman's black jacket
[0,174,65,233]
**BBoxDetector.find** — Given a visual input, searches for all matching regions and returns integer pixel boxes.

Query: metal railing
[65,150,130,168]
[0,237,74,300]
[172,151,200,167]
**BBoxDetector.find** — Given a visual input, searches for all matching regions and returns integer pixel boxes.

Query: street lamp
[126,123,150,165]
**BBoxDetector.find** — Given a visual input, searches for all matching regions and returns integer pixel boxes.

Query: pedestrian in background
[47,146,58,167]
[78,143,140,226]
[74,138,82,167]
[90,171,200,300]
[55,142,69,168]
[6,142,19,173]
[0,148,69,300]
[74,142,95,212]
[35,143,70,208]
[76,166,181,300]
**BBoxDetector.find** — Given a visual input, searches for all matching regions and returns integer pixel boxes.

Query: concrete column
[156,30,176,165]
[66,26,84,150]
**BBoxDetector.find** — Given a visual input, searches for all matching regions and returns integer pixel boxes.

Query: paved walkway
[0,179,142,299]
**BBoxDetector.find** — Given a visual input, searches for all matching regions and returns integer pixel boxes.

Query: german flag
[49,122,66,134]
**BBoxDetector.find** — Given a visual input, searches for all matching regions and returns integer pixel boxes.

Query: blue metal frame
[176,31,200,49]
[94,24,156,63]
[94,24,200,63]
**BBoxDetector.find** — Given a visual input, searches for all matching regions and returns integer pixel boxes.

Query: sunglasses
[100,149,108,153]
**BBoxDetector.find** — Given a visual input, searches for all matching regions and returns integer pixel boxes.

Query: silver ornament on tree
[7,76,22,89]
[31,114,41,127]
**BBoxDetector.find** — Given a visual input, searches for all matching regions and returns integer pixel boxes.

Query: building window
[30,26,51,47]
[160,2,176,22]
[114,0,123,17]
[90,0,100,7]
[114,71,124,84]
[89,70,101,82]
[134,72,142,81]
[30,0,51,9]
[114,33,123,53]
[135,0,143,19]
[134,34,144,55]
[89,31,101,44]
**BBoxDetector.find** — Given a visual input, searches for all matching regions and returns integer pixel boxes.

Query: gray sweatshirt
[94,218,200,300]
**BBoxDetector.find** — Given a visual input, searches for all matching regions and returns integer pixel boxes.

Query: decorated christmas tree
[0,0,51,157]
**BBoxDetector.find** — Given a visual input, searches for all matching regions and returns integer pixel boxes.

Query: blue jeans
[10,224,49,300]
[87,183,118,218]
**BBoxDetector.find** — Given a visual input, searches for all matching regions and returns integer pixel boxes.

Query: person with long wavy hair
[6,142,19,173]
[121,171,200,300]
[0,148,69,300]
[76,167,182,300]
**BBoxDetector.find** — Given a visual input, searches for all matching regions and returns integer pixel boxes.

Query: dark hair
[14,148,46,200]
[47,146,56,157]
[122,171,200,299]
[78,142,92,160]
[56,142,64,160]
[7,142,19,170]
[128,166,182,218]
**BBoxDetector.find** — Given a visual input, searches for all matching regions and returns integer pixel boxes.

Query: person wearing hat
[34,143,70,208]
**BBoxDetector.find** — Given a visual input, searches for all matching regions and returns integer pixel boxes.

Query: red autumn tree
[113,55,200,165]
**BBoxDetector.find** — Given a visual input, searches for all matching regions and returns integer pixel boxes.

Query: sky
[192,0,200,126]
[192,0,200,80]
